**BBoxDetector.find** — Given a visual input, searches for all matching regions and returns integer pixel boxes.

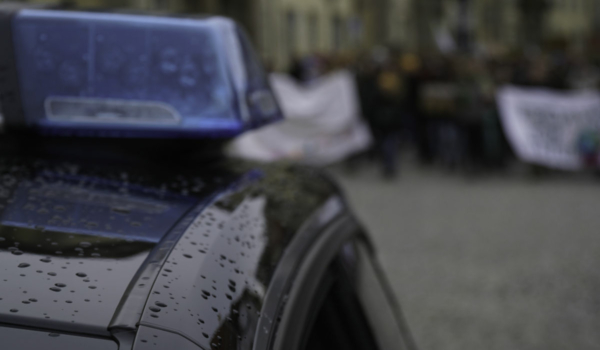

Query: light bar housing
[0,5,282,138]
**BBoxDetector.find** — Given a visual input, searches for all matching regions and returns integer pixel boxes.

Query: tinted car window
[302,240,410,350]
[0,325,117,350]
[303,264,379,350]
[341,241,411,350]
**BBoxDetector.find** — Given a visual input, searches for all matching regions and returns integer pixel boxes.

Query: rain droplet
[154,301,167,308]
[11,250,23,256]
[49,287,61,292]
[75,272,87,278]
[48,333,60,337]
[79,242,92,248]
[48,272,57,276]
[18,263,30,268]
[40,258,51,263]
[55,283,66,288]
[9,309,18,313]
[202,333,209,339]
[149,306,161,312]
[111,207,131,215]
[88,286,97,289]
[183,254,192,259]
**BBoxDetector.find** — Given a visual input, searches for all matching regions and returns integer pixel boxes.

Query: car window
[302,262,380,350]
[301,240,410,350]
[349,242,411,350]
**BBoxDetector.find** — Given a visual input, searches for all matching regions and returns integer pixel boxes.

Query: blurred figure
[370,54,406,178]
[567,55,600,91]
[399,53,423,146]
[577,129,600,168]
[418,56,457,166]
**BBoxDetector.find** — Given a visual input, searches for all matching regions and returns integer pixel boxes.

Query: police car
[0,5,417,350]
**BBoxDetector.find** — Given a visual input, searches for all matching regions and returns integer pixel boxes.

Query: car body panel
[133,326,199,350]
[135,164,340,349]
[0,155,339,348]
[0,227,153,336]
[0,324,119,349]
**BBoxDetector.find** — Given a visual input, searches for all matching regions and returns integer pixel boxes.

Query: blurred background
[8,0,600,349]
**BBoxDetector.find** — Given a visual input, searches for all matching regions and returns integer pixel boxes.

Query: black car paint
[132,164,341,350]
[0,150,342,349]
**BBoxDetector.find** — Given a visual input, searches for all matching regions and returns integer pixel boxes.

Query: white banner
[228,70,372,166]
[497,86,600,170]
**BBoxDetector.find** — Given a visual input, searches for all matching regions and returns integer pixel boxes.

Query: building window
[286,11,297,57]
[485,2,503,41]
[309,13,319,51]
[332,15,343,51]
[155,0,167,10]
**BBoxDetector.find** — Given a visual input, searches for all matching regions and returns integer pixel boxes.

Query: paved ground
[329,161,600,350]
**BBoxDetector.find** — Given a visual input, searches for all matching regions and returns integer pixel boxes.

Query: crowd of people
[285,47,600,178]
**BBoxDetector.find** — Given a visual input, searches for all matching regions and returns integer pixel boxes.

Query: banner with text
[497,86,600,170]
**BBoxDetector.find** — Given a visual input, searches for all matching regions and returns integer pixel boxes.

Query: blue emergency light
[0,6,282,138]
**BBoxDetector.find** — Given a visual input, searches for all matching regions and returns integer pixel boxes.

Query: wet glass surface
[14,10,235,126]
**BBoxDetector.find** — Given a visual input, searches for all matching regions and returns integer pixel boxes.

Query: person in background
[399,53,422,148]
[371,53,406,178]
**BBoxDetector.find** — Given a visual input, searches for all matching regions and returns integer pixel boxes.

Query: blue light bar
[2,9,282,138]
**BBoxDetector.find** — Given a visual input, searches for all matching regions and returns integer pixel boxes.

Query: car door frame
[252,195,417,350]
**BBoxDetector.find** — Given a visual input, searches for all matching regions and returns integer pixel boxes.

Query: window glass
[302,262,379,350]
[286,12,296,57]
[344,241,410,350]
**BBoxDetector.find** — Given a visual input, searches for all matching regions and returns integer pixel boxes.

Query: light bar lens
[9,10,280,137]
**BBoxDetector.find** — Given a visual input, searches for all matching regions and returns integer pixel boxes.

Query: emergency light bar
[0,6,282,138]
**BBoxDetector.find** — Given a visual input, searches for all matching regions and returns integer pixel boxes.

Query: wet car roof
[0,157,228,335]
[0,156,340,348]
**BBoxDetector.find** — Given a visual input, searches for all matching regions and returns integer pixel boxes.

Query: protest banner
[228,70,372,165]
[497,86,600,170]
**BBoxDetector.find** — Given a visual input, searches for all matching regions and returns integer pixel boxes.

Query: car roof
[0,156,340,348]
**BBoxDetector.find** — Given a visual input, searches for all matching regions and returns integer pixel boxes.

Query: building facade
[128,0,391,69]
[11,0,600,63]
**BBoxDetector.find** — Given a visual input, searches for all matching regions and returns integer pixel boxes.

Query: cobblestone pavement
[330,163,600,350]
